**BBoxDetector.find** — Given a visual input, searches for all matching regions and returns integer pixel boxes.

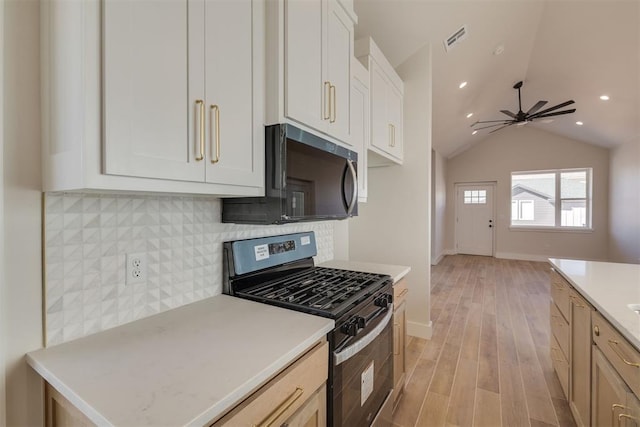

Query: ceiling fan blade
[500,110,517,119]
[471,119,513,127]
[475,122,511,130]
[528,100,575,118]
[532,109,576,119]
[526,100,547,116]
[489,124,513,134]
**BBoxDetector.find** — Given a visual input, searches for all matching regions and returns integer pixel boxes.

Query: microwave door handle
[346,160,358,215]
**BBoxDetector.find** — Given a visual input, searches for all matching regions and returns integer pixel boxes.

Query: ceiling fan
[471,81,576,133]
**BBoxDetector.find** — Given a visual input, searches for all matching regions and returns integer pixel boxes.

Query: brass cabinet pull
[612,404,628,427]
[195,100,205,161]
[388,124,393,147]
[594,325,600,336]
[607,339,640,368]
[550,347,564,362]
[619,413,639,427]
[394,322,400,355]
[324,82,331,120]
[210,105,220,164]
[330,84,336,123]
[392,124,396,147]
[398,288,409,298]
[254,387,304,427]
[569,295,587,308]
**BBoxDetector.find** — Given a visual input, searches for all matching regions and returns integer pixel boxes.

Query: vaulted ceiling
[353,0,640,158]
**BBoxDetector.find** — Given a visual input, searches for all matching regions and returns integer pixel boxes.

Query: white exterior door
[455,183,495,256]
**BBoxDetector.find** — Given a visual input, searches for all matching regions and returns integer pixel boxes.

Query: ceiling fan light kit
[471,80,576,133]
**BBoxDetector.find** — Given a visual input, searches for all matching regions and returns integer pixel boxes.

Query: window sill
[509,226,594,233]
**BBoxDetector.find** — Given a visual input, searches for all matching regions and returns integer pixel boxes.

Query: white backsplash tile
[44,193,335,346]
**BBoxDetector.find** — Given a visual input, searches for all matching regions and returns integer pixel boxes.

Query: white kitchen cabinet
[356,37,404,165]
[350,57,369,202]
[42,0,264,196]
[267,0,355,147]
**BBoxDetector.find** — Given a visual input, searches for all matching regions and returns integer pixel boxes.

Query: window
[464,190,486,204]
[511,168,591,229]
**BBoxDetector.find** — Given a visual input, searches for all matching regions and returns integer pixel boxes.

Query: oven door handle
[334,309,392,366]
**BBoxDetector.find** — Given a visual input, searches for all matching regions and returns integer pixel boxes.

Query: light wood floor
[392,255,576,427]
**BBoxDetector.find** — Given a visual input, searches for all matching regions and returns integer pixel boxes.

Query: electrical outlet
[126,252,147,285]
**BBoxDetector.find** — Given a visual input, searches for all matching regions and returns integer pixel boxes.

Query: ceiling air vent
[444,25,468,52]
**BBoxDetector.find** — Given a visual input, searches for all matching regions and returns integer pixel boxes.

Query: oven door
[332,306,393,427]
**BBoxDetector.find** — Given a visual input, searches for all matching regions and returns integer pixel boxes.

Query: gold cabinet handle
[388,124,393,147]
[392,124,396,147]
[254,387,304,427]
[330,84,336,123]
[324,82,331,120]
[210,105,220,164]
[550,347,564,362]
[569,295,586,308]
[593,325,600,336]
[619,413,639,427]
[195,100,205,161]
[394,322,400,355]
[612,404,628,426]
[398,288,409,298]
[607,339,640,368]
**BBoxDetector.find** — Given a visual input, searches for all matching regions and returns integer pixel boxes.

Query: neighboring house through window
[511,168,592,229]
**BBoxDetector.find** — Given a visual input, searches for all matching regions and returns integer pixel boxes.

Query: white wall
[3,0,45,424]
[431,149,446,264]
[445,125,610,262]
[332,219,350,260]
[608,139,640,263]
[349,44,433,339]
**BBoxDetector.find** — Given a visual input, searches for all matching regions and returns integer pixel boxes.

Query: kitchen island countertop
[27,295,334,426]
[319,260,410,283]
[549,258,640,351]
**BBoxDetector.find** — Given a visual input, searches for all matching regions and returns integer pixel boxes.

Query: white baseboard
[443,249,456,255]
[407,320,432,340]
[431,252,445,265]
[494,251,550,262]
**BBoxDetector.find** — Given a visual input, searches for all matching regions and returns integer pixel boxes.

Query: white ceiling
[353,0,640,158]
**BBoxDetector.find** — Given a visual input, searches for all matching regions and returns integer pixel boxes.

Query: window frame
[510,168,593,231]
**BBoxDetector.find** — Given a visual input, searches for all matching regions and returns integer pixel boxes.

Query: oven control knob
[356,316,366,329]
[374,296,389,308]
[341,321,358,337]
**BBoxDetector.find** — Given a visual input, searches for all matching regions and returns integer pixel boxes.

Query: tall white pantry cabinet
[41,0,265,196]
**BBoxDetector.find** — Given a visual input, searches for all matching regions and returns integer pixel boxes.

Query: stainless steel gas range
[223,232,394,427]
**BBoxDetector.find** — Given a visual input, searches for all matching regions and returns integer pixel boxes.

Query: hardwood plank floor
[393,255,576,427]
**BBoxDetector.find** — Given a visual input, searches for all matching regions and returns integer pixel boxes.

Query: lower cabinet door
[592,346,631,427]
[393,300,407,406]
[283,384,327,427]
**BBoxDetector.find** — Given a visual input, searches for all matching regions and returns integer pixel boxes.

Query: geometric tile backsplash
[43,192,335,346]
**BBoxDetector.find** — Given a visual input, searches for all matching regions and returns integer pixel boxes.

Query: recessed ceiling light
[466,113,473,118]
[576,121,584,126]
[459,81,468,89]
[600,95,610,101]
[472,130,478,135]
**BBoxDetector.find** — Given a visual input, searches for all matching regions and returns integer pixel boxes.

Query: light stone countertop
[549,258,640,351]
[319,260,411,284]
[27,295,334,426]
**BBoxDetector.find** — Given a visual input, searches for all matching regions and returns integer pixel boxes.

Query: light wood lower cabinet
[392,278,408,408]
[213,340,328,426]
[46,383,94,427]
[569,289,594,427]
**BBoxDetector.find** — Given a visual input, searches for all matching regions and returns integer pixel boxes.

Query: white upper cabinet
[267,0,356,147]
[42,0,264,195]
[356,37,404,165]
[350,58,369,202]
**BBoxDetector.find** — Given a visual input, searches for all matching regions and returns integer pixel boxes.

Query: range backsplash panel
[43,193,334,346]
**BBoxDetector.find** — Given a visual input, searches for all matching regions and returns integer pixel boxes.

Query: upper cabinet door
[203,0,258,186]
[369,59,390,155]
[325,0,353,144]
[387,83,404,160]
[285,0,324,132]
[103,0,203,182]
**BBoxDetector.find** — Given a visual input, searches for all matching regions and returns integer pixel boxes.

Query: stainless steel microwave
[222,123,358,224]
